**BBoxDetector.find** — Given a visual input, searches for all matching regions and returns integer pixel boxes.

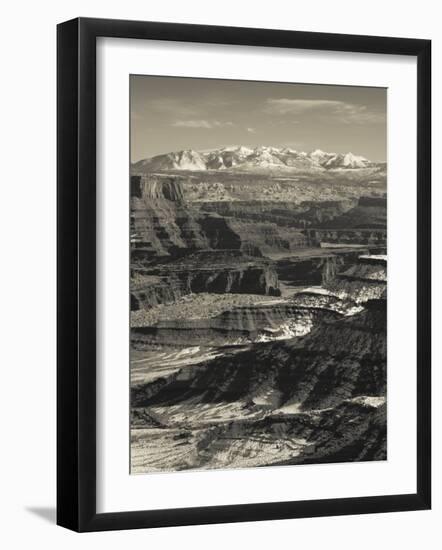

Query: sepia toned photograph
[129,75,387,474]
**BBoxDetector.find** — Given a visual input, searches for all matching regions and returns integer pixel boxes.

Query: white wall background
[0,1,439,548]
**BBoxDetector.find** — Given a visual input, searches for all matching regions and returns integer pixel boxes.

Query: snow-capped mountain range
[132,145,379,173]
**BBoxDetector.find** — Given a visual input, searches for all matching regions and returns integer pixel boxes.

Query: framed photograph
[57,17,431,531]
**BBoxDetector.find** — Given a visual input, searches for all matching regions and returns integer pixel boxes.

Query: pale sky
[130,75,387,163]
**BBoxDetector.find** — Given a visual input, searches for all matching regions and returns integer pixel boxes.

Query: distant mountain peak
[132,145,375,173]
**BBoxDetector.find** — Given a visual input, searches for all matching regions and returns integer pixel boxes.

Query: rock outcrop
[131,175,243,260]
[132,296,386,411]
[131,275,185,311]
[131,303,341,347]
[131,291,387,471]
[131,174,186,201]
[326,255,386,303]
[305,228,386,247]
[132,250,281,309]
[131,397,386,473]
[131,174,386,264]
[189,399,386,470]
[200,199,354,229]
[275,249,368,286]
[319,195,387,229]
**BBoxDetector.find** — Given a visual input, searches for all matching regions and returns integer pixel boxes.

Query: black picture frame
[57,17,431,532]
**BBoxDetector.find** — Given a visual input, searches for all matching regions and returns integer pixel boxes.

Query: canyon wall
[132,304,341,347]
[133,296,386,411]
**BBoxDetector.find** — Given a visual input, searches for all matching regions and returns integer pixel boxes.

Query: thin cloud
[265,98,385,124]
[172,120,234,129]
[246,127,256,133]
[148,99,199,117]
[266,99,343,114]
[148,98,236,118]
[333,103,386,124]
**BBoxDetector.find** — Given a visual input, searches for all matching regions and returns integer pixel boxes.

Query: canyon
[130,147,387,473]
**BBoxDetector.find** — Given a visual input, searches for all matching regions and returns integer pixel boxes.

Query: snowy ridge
[133,145,376,172]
